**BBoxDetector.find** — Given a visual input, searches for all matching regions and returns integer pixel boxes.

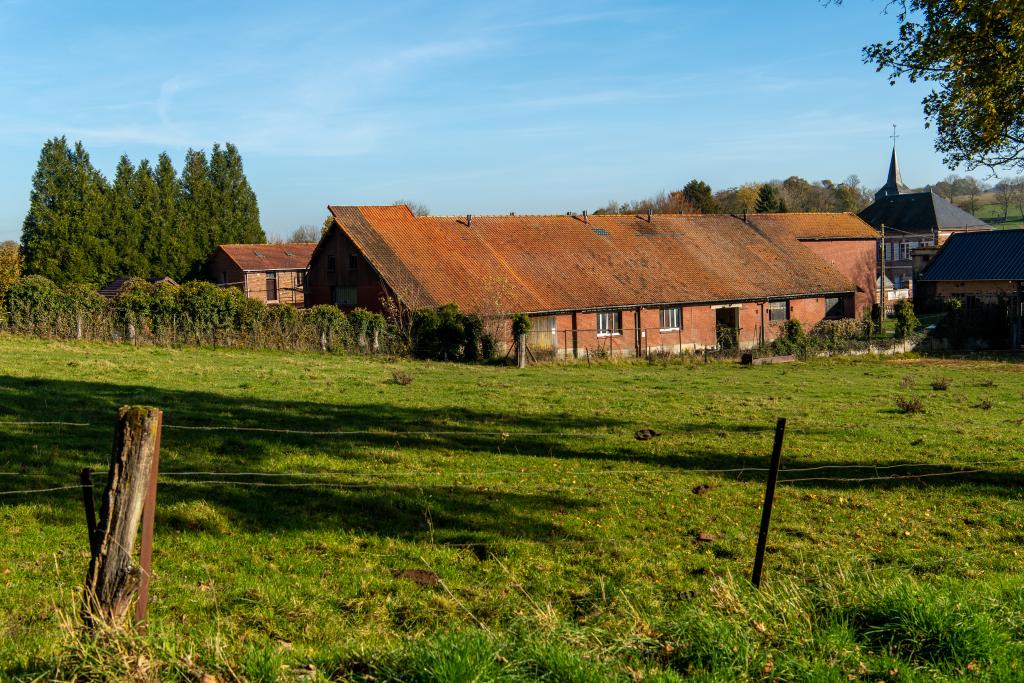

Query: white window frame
[658,306,681,331]
[266,271,279,302]
[767,301,788,323]
[596,311,622,337]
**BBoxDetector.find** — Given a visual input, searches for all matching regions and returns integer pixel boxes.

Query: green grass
[2,335,1024,680]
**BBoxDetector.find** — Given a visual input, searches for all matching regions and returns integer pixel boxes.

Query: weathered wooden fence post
[751,417,786,589]
[83,406,163,629]
[517,333,527,368]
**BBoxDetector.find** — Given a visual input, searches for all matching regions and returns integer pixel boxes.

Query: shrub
[411,304,482,361]
[511,312,531,338]
[349,307,387,351]
[810,318,869,352]
[390,369,413,386]
[4,275,63,332]
[896,396,925,414]
[304,304,348,350]
[931,378,950,391]
[893,299,919,340]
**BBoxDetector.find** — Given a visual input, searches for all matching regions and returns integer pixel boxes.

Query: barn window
[348,253,358,270]
[266,272,278,302]
[295,270,304,288]
[596,311,622,337]
[824,296,843,319]
[658,307,681,331]
[767,301,789,322]
[327,254,336,272]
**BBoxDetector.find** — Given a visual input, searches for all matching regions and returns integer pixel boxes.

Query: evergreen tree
[210,143,265,245]
[681,179,720,214]
[106,154,148,278]
[21,137,110,285]
[755,184,787,213]
[178,149,215,276]
[150,153,181,278]
[133,160,160,277]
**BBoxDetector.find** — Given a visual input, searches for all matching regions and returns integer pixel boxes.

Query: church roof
[858,191,990,235]
[874,146,911,200]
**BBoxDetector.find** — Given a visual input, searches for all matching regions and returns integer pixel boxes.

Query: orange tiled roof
[327,206,857,314]
[218,243,316,271]
[745,212,878,240]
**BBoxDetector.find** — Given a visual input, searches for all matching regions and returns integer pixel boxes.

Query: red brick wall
[305,227,389,311]
[526,295,853,357]
[243,270,307,307]
[799,239,877,314]
[205,250,307,307]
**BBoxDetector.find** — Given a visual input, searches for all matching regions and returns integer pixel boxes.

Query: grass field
[2,336,1024,681]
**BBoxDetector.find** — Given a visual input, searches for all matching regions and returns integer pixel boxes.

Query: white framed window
[658,306,681,331]
[884,243,893,261]
[767,301,788,322]
[596,311,622,337]
[266,272,278,302]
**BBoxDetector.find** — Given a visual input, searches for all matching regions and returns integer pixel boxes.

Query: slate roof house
[917,230,1024,347]
[858,146,990,296]
[306,205,875,356]
[917,230,1024,304]
[206,243,316,307]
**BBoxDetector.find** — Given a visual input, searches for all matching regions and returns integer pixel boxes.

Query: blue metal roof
[919,230,1024,282]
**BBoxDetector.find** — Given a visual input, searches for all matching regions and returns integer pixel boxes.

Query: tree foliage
[681,179,720,213]
[755,184,787,213]
[860,0,1024,171]
[20,137,265,286]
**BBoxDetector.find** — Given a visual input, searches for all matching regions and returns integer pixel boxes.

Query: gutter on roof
[521,290,856,316]
[796,236,878,242]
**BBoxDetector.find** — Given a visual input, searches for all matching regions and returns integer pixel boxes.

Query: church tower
[874,145,911,200]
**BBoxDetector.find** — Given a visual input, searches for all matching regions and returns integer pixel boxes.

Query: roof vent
[254,251,264,257]
[285,251,295,257]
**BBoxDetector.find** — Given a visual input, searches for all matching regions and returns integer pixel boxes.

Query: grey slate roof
[874,146,910,200]
[919,230,1024,282]
[858,191,990,235]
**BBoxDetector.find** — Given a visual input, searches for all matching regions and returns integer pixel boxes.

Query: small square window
[768,301,788,323]
[348,253,358,270]
[659,306,681,331]
[327,254,337,272]
[596,311,622,336]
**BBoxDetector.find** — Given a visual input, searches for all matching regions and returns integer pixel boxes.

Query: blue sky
[0,1,973,241]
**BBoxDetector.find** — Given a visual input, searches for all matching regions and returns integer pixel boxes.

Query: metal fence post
[751,417,786,588]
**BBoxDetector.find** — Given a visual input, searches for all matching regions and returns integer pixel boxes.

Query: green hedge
[1,276,395,353]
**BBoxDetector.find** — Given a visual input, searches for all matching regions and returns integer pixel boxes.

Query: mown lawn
[2,336,1024,681]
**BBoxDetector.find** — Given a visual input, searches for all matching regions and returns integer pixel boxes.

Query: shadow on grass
[1,374,1021,540]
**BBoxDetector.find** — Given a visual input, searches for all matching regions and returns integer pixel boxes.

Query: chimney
[742,209,748,223]
[466,214,472,227]
[647,209,653,223]
[583,210,589,224]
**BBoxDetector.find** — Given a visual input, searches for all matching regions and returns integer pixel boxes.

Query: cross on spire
[890,123,899,146]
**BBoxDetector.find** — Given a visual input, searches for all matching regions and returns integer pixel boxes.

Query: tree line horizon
[9,137,1024,290]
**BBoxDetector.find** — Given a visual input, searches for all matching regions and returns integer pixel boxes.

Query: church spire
[874,126,911,200]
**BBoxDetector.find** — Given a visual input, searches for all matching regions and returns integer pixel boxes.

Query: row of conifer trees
[20,137,265,287]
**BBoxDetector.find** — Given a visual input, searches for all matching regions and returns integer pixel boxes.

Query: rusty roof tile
[745,212,878,240]
[327,206,857,314]
[217,243,317,271]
